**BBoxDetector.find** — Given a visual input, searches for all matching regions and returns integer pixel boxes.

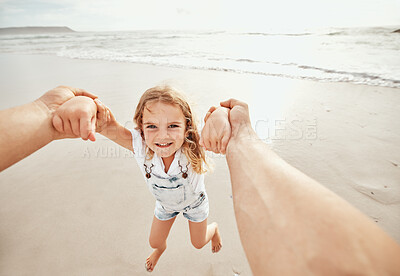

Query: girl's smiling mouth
[155,142,173,148]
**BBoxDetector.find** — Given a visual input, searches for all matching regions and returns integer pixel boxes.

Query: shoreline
[0,53,399,275]
[2,52,399,89]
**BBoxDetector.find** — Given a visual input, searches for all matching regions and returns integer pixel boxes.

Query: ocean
[1,26,399,88]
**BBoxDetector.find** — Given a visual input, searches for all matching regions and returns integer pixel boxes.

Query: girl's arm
[95,99,133,152]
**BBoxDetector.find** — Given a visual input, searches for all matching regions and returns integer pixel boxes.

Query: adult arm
[0,86,97,172]
[222,99,400,275]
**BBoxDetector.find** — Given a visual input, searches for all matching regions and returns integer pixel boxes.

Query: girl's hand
[94,99,117,134]
[52,96,97,141]
[200,106,231,154]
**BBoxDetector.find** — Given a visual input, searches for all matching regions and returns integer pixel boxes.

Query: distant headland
[0,26,75,35]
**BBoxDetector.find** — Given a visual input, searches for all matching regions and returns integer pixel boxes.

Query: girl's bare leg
[188,219,222,253]
[146,216,176,272]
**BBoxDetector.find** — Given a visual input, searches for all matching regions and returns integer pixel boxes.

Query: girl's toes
[213,243,222,253]
[145,261,153,272]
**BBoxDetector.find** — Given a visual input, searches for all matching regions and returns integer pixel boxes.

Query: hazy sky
[0,0,399,31]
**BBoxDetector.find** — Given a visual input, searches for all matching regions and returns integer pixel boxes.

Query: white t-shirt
[130,129,206,194]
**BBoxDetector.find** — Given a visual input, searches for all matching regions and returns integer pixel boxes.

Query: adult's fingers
[204,106,217,123]
[209,138,218,153]
[88,132,96,142]
[220,134,230,154]
[202,133,212,151]
[79,114,91,140]
[52,114,64,133]
[200,129,208,149]
[75,89,98,99]
[63,85,98,99]
[220,98,248,109]
[204,112,212,123]
[79,90,98,100]
[63,118,73,136]
[216,140,221,154]
[88,116,96,142]
[71,118,81,137]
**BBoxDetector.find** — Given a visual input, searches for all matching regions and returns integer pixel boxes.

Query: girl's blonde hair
[133,85,207,174]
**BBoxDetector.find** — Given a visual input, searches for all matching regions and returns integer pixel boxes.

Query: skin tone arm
[0,86,97,172]
[95,100,133,152]
[218,99,400,275]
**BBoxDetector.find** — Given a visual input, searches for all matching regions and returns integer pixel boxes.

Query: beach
[0,53,399,275]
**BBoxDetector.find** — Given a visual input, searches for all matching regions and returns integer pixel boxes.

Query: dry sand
[0,53,399,275]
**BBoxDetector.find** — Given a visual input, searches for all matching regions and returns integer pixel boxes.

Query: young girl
[53,86,227,272]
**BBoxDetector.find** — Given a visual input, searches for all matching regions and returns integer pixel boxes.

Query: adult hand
[36,85,97,114]
[35,86,98,140]
[200,106,231,154]
[220,99,253,140]
[52,96,118,141]
[0,85,97,172]
[203,106,217,123]
[52,96,97,141]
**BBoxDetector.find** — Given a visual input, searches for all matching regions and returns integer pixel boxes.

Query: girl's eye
[146,125,157,129]
[168,124,179,128]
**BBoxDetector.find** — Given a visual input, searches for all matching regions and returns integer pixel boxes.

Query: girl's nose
[157,118,169,138]
[158,128,168,138]
[157,124,169,138]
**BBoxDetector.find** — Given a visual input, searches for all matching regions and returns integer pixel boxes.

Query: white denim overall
[130,128,208,222]
[143,158,208,222]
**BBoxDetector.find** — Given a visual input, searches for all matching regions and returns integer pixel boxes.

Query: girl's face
[142,101,186,159]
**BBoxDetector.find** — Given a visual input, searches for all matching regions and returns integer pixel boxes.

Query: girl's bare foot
[145,248,165,272]
[211,223,222,253]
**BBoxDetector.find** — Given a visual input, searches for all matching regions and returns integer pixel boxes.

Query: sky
[0,0,399,32]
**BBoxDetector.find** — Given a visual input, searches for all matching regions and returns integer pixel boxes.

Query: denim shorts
[154,191,209,222]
